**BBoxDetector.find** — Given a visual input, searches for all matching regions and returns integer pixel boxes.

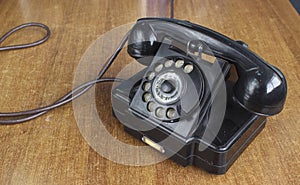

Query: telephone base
[112,67,267,174]
[123,114,266,174]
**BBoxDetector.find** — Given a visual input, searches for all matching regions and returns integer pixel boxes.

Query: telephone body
[112,18,287,174]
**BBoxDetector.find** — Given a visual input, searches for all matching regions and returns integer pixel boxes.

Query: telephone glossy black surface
[111,18,287,174]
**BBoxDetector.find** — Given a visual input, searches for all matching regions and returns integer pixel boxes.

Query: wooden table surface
[0,0,299,184]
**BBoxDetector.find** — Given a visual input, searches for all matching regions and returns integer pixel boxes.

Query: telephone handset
[127,18,287,116]
[112,18,287,174]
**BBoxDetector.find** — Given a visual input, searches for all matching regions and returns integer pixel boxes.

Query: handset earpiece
[233,65,287,116]
[127,18,287,116]
[127,22,161,65]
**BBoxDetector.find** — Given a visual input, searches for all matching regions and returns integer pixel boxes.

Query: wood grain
[0,0,299,184]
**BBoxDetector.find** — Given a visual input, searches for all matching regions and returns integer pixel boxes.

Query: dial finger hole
[143,93,151,102]
[183,64,194,73]
[143,82,151,91]
[164,60,174,68]
[175,59,184,68]
[155,64,163,72]
[155,107,164,118]
[147,102,156,112]
[147,71,155,80]
[166,108,176,119]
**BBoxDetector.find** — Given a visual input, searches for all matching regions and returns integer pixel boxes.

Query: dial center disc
[152,71,185,105]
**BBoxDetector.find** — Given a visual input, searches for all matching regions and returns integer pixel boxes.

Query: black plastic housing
[111,18,286,174]
[112,65,266,174]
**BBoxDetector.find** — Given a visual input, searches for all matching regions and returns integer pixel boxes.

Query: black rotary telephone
[112,18,287,174]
